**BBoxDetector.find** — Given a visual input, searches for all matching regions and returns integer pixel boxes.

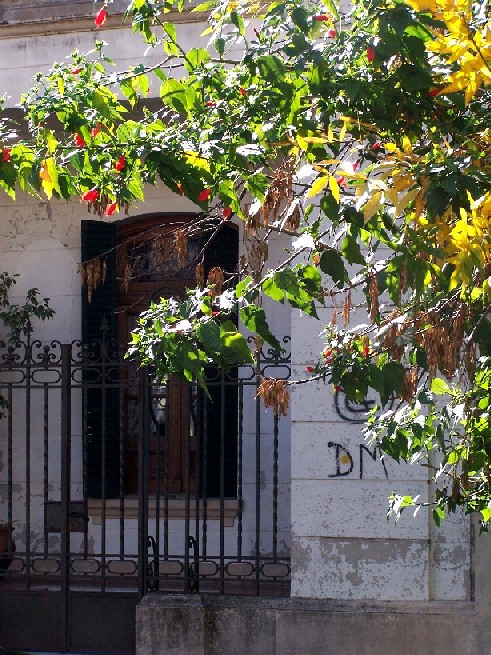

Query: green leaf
[319,249,346,286]
[184,48,211,73]
[239,306,281,350]
[431,378,452,395]
[219,321,254,365]
[196,319,222,354]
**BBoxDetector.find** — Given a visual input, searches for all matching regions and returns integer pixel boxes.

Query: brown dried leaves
[257,378,289,417]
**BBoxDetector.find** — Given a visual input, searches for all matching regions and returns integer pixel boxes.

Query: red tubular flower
[334,385,343,392]
[328,29,337,38]
[306,366,315,373]
[198,188,211,202]
[323,349,332,363]
[105,202,118,216]
[372,141,381,151]
[72,68,82,75]
[336,176,347,188]
[222,207,232,219]
[314,14,329,21]
[176,182,184,196]
[367,46,375,63]
[253,28,260,38]
[363,344,370,358]
[95,8,107,28]
[81,188,99,203]
[115,155,126,172]
[91,123,101,137]
[74,134,85,148]
[428,88,440,97]
[2,148,11,163]
[205,101,216,107]
[239,87,247,97]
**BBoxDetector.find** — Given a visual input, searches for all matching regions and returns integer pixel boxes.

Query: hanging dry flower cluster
[207,267,224,299]
[257,378,289,417]
[79,258,107,302]
[419,308,465,381]
[402,367,419,402]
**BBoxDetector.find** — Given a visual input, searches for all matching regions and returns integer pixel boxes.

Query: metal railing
[0,327,291,597]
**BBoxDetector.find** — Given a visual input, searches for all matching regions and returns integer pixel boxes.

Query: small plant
[0,273,54,418]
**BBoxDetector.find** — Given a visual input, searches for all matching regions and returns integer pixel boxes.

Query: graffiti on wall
[327,441,388,479]
[330,390,391,479]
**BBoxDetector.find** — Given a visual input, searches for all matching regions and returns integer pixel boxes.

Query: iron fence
[0,327,291,599]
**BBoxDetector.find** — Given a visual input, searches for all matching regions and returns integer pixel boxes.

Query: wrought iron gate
[0,330,291,653]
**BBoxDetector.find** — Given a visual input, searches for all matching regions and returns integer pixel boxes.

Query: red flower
[312,253,320,266]
[363,344,370,358]
[212,311,220,317]
[205,101,216,107]
[323,349,332,363]
[372,141,381,151]
[74,134,85,148]
[222,206,232,219]
[334,385,343,392]
[314,14,329,21]
[306,366,315,373]
[428,88,440,97]
[198,188,211,202]
[328,29,337,38]
[72,68,82,75]
[367,46,375,63]
[91,123,101,137]
[239,87,247,97]
[105,202,117,216]
[176,182,184,196]
[115,155,126,172]
[2,148,11,163]
[95,8,107,28]
[254,28,260,38]
[336,176,347,188]
[81,188,99,203]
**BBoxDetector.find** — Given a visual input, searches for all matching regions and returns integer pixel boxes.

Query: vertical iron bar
[43,383,49,558]
[25,328,32,590]
[273,413,279,561]
[184,379,191,592]
[82,345,89,556]
[202,393,208,559]
[100,326,107,593]
[194,384,200,592]
[138,367,150,598]
[154,376,161,583]
[163,378,169,562]
[60,343,72,652]
[7,383,12,535]
[219,370,225,594]
[255,353,261,595]
[237,382,243,561]
[119,351,125,561]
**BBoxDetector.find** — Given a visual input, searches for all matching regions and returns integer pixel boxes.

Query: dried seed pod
[257,378,289,417]
[174,229,188,268]
[196,262,205,290]
[402,367,418,402]
[342,290,351,327]
[368,273,379,322]
[207,267,224,299]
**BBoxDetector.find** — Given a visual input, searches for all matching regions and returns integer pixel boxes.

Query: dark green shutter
[202,224,239,497]
[81,220,119,499]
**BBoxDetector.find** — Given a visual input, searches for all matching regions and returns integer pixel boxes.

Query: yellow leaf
[363,191,383,222]
[40,160,53,199]
[329,174,340,203]
[308,175,330,198]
